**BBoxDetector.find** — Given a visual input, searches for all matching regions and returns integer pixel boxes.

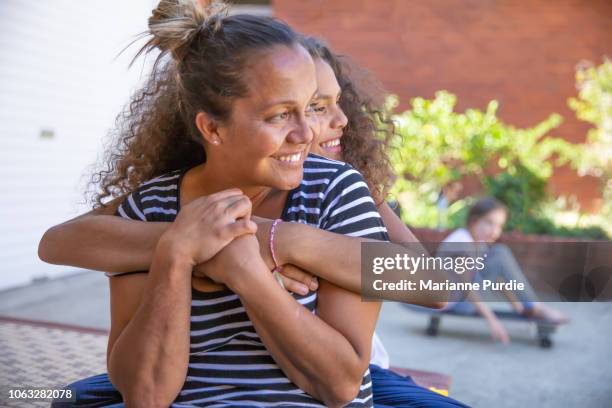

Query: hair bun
[144,0,229,62]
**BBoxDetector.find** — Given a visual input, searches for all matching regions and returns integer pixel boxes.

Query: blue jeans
[446,243,537,313]
[479,244,536,309]
[54,366,470,407]
[370,364,470,408]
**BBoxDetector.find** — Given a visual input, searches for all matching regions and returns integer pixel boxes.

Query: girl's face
[308,58,348,161]
[470,208,507,243]
[212,44,318,191]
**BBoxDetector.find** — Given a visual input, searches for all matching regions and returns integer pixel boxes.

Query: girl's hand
[160,189,257,267]
[488,317,510,344]
[275,265,318,296]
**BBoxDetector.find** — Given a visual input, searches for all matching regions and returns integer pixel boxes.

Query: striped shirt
[112,153,389,407]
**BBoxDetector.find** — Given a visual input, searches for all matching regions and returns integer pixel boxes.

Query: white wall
[0,0,156,289]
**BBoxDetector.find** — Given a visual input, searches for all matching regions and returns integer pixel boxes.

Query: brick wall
[273,0,612,211]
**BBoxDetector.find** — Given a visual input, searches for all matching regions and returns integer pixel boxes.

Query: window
[228,0,271,16]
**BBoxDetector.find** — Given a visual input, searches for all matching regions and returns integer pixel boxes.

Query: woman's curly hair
[88,1,395,207]
[87,0,299,207]
[88,59,202,207]
[301,36,396,202]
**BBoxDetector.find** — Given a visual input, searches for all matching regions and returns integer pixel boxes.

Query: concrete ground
[377,301,612,407]
[1,270,611,407]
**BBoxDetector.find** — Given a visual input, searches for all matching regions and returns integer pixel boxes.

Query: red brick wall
[273,0,612,211]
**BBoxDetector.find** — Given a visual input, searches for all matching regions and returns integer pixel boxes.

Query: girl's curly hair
[301,36,396,202]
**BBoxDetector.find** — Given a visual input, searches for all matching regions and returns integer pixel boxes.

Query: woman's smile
[271,149,306,167]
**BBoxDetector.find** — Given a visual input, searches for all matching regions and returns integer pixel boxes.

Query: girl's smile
[309,58,348,161]
[318,135,342,154]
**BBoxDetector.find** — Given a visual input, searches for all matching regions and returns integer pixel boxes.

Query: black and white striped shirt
[112,154,389,407]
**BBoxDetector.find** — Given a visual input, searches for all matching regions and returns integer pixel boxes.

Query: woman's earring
[212,138,220,145]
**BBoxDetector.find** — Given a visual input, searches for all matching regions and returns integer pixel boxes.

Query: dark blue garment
[54,367,470,407]
[50,373,123,407]
[370,364,470,408]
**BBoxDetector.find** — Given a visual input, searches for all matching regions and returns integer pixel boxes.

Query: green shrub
[388,91,608,239]
[484,163,547,232]
[568,58,612,220]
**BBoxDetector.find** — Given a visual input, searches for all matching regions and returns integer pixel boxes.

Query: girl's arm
[252,201,447,308]
[257,220,448,308]
[37,200,415,274]
[38,210,316,293]
[38,196,168,273]
[39,198,446,306]
[378,201,419,244]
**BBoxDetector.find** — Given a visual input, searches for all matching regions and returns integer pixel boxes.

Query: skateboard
[408,306,559,348]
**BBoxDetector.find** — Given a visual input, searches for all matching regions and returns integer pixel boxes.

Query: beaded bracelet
[269,219,284,289]
[269,219,283,269]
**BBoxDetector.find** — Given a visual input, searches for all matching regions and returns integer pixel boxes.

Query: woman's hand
[194,234,262,289]
[191,214,317,294]
[160,189,257,267]
[195,234,318,295]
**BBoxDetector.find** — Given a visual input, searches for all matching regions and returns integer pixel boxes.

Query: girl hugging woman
[64,1,384,406]
[41,1,469,407]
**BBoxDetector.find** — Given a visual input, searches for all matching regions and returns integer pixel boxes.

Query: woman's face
[213,44,318,191]
[308,58,348,161]
[470,208,507,243]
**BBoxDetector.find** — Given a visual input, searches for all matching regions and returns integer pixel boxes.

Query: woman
[80,2,387,406]
[41,11,464,406]
[42,1,400,407]
[438,197,569,344]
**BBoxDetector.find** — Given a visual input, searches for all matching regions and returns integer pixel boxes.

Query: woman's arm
[39,197,445,306]
[38,196,169,273]
[204,236,377,408]
[107,240,192,408]
[107,190,256,407]
[221,168,386,406]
